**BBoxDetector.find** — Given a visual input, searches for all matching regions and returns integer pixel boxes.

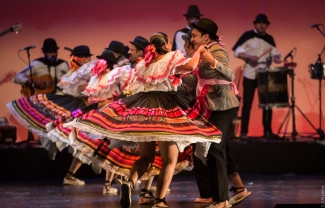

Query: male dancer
[105,40,130,67]
[191,18,251,207]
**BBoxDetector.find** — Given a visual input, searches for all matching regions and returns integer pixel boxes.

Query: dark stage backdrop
[0,0,324,142]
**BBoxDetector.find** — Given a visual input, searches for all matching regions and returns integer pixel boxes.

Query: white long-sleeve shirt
[14,59,69,85]
[233,30,281,80]
[173,26,191,55]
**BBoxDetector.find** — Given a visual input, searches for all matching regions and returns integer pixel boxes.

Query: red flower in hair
[91,59,109,78]
[144,44,158,67]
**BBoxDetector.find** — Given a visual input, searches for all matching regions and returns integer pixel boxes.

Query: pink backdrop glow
[0,0,324,142]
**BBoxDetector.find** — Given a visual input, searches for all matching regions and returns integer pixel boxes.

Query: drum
[309,63,325,79]
[257,67,289,109]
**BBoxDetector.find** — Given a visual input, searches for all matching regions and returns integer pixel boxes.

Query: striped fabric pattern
[7,94,87,140]
[71,128,193,179]
[8,94,69,133]
[72,92,221,141]
[50,121,193,179]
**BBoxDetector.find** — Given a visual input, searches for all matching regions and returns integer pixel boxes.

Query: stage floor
[0,139,324,207]
[0,174,322,208]
[1,139,325,179]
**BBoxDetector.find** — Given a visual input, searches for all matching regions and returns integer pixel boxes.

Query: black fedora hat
[96,50,117,64]
[191,18,219,40]
[124,46,130,59]
[71,45,93,56]
[181,28,193,43]
[184,5,203,17]
[253,14,270,25]
[42,38,59,52]
[129,36,150,51]
[105,41,125,54]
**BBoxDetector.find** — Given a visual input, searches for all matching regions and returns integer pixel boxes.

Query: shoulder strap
[35,57,67,67]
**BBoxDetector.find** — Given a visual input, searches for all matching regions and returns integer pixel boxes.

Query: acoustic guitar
[0,23,22,38]
[21,74,55,96]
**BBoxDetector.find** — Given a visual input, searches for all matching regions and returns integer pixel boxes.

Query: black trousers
[240,77,272,134]
[193,107,238,202]
[192,129,239,198]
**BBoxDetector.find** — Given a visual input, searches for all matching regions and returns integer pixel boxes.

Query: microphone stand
[279,26,325,141]
[26,48,35,95]
[315,46,325,140]
[315,46,325,63]
[312,25,325,139]
[315,25,325,37]
[264,54,272,140]
[277,56,300,141]
[26,48,35,146]
[277,49,324,141]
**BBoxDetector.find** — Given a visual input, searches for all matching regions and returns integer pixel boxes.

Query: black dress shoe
[264,132,282,140]
[239,133,248,140]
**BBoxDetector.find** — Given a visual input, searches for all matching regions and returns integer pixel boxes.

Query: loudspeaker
[0,126,17,144]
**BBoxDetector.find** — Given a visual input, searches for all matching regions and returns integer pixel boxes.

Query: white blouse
[130,50,191,94]
[58,60,96,97]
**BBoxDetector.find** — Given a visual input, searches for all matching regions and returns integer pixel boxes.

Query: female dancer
[47,50,130,194]
[48,48,193,199]
[7,45,93,185]
[64,32,222,208]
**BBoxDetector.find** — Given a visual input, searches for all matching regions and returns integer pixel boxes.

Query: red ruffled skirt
[65,91,222,144]
[7,94,87,140]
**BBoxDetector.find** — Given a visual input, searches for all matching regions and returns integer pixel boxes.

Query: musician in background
[11,42,92,186]
[14,38,69,95]
[172,5,203,55]
[232,14,281,140]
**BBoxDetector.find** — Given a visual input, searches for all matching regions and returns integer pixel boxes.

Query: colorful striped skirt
[7,93,87,140]
[64,91,222,145]
[48,102,194,180]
